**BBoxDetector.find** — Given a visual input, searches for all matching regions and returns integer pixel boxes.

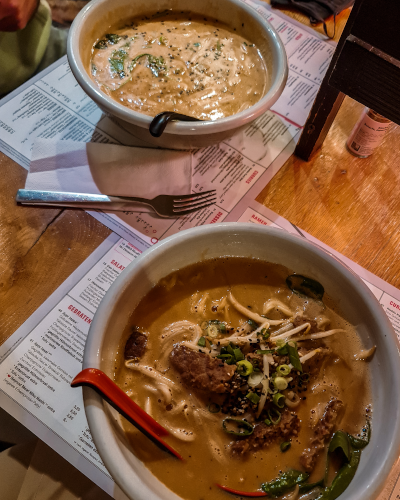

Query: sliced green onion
[206,324,219,338]
[300,373,310,382]
[256,349,275,355]
[246,392,260,405]
[276,339,286,348]
[208,402,221,413]
[273,393,285,408]
[222,418,254,436]
[268,408,281,425]
[273,377,288,391]
[203,320,227,337]
[197,336,206,347]
[233,348,245,361]
[248,371,264,387]
[276,365,291,376]
[264,418,271,426]
[237,360,253,376]
[280,441,291,452]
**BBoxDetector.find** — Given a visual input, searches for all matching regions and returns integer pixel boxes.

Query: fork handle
[16,189,152,211]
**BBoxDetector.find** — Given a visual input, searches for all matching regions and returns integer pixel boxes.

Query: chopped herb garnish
[105,33,121,44]
[287,341,303,373]
[109,49,128,78]
[280,441,291,452]
[246,392,260,405]
[248,319,258,331]
[95,39,108,49]
[197,336,206,347]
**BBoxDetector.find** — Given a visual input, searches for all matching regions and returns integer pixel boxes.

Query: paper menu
[0,234,139,498]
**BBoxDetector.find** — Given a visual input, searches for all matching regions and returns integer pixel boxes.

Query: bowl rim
[82,223,400,500]
[67,0,288,136]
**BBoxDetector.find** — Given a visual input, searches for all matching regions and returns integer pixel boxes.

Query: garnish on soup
[91,12,268,121]
[114,258,372,500]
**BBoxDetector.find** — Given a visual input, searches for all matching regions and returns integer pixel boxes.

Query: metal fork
[16,189,217,218]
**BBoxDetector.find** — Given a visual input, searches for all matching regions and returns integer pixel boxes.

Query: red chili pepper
[216,484,268,497]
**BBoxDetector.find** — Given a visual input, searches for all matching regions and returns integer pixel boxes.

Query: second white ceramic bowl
[81,223,400,500]
[67,0,288,149]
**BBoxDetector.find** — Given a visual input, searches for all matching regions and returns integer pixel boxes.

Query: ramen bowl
[67,0,288,149]
[81,223,400,500]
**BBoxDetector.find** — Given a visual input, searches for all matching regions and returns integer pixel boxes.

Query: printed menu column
[0,238,140,476]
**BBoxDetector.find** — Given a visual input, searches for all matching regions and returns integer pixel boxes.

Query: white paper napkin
[26,139,192,213]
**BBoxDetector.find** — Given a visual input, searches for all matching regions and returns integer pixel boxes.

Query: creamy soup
[91,12,268,121]
[114,258,372,500]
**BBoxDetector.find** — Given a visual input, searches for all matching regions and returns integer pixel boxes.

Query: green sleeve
[0,0,51,95]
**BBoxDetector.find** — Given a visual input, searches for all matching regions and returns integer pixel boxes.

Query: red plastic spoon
[71,368,183,460]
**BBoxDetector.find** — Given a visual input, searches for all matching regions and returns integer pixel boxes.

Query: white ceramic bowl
[82,223,400,500]
[67,0,288,149]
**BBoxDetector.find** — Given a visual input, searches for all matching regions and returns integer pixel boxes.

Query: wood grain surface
[1,4,399,347]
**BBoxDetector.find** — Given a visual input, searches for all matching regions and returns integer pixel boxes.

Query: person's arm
[0,0,40,31]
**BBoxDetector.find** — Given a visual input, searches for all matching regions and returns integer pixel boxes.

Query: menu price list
[0,238,141,489]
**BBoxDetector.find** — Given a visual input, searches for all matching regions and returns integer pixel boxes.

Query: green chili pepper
[261,470,309,497]
[268,408,281,425]
[222,418,254,436]
[328,430,351,461]
[286,274,324,301]
[299,480,324,494]
[237,360,253,376]
[348,421,371,449]
[319,449,361,500]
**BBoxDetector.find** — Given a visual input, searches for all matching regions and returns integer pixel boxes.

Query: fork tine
[173,189,216,202]
[173,192,216,208]
[173,198,217,215]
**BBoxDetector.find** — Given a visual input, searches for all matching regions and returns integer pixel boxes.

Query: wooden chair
[295,0,400,160]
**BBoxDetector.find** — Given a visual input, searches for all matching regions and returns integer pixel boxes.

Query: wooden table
[1,5,400,349]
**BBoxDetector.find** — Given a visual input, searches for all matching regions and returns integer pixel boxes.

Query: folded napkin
[26,139,192,213]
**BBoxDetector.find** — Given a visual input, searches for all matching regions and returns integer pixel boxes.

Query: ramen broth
[91,13,268,121]
[114,258,371,500]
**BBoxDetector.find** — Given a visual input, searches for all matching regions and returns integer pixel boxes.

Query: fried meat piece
[170,345,236,393]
